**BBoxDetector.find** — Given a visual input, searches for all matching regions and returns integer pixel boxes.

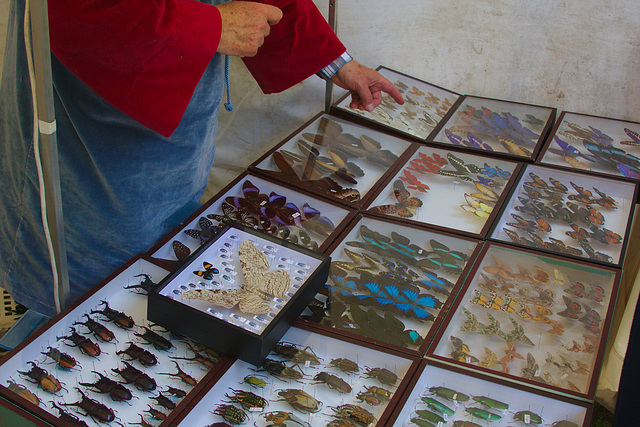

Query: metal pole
[324,0,337,112]
[29,0,71,311]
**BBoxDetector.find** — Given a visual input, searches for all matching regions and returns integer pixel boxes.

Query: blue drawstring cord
[224,55,234,112]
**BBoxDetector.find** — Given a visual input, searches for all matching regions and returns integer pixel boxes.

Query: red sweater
[48,0,345,137]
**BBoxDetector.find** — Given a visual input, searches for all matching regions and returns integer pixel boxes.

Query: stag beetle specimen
[73,314,117,343]
[79,371,134,403]
[60,388,124,426]
[90,301,135,329]
[17,361,66,394]
[56,327,101,357]
[112,361,157,392]
[116,342,158,367]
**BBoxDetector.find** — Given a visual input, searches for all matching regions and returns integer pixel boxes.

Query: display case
[147,173,356,268]
[330,66,461,141]
[390,359,592,426]
[426,242,621,400]
[249,113,414,208]
[364,145,522,239]
[537,111,640,183]
[490,164,638,267]
[170,325,420,427]
[298,214,482,357]
[148,224,330,366]
[429,95,556,161]
[0,256,233,427]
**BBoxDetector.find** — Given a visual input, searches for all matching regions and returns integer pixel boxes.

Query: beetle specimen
[116,342,158,367]
[514,410,543,424]
[73,314,116,343]
[472,395,509,410]
[170,342,217,369]
[90,300,135,329]
[414,409,444,425]
[410,417,436,427]
[331,404,377,426]
[148,392,177,410]
[79,371,134,402]
[274,389,321,413]
[145,405,167,420]
[163,385,187,398]
[328,358,359,374]
[258,359,306,382]
[41,346,80,371]
[356,385,393,406]
[273,342,321,365]
[123,273,160,295]
[551,421,579,427]
[420,396,454,416]
[159,360,197,386]
[112,361,157,391]
[213,403,248,425]
[326,419,357,427]
[428,386,469,402]
[452,421,483,427]
[130,414,155,427]
[312,372,351,394]
[134,326,174,351]
[363,366,397,385]
[263,410,312,426]
[57,327,101,357]
[242,375,267,389]
[60,388,124,426]
[225,388,268,411]
[6,379,40,406]
[18,361,66,394]
[49,401,90,427]
[465,407,502,421]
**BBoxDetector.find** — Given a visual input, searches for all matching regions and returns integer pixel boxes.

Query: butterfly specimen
[521,353,546,383]
[399,169,430,193]
[478,347,500,369]
[193,261,220,280]
[450,336,479,363]
[368,180,423,218]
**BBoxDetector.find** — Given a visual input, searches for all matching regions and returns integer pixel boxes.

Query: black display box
[148,224,330,366]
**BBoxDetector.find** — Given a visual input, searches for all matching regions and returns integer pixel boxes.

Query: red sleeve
[48,0,222,137]
[241,0,345,94]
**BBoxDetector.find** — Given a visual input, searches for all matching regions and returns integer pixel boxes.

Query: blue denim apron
[0,0,226,316]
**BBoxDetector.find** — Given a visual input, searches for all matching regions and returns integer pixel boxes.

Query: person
[0,0,404,317]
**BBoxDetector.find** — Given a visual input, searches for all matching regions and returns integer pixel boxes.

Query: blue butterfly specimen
[327,272,358,298]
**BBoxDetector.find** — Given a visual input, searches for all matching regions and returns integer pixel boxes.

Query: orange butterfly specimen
[584,206,605,226]
[564,340,582,352]
[482,256,513,280]
[593,187,617,209]
[573,360,590,375]
[500,341,524,366]
[566,223,589,242]
[478,347,500,369]
[399,169,430,193]
[568,181,594,204]
[527,173,549,189]
[548,177,568,193]
[424,92,440,103]
[368,180,423,218]
[547,319,565,335]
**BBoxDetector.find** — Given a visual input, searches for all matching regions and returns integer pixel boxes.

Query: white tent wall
[208,0,640,410]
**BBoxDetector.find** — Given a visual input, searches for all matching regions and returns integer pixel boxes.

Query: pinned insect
[420,396,454,416]
[450,336,479,363]
[18,362,66,394]
[273,342,321,365]
[213,404,248,425]
[472,395,509,410]
[41,346,80,371]
[312,371,351,394]
[356,385,393,406]
[56,327,101,357]
[90,301,135,329]
[79,371,134,402]
[144,405,167,421]
[225,389,268,412]
[116,342,158,367]
[331,404,377,426]
[169,342,218,369]
[193,261,220,280]
[262,410,311,427]
[159,361,197,386]
[368,179,423,218]
[241,375,267,389]
[60,388,124,426]
[258,359,306,382]
[329,358,360,374]
[150,392,177,410]
[123,273,160,295]
[6,379,40,406]
[49,401,90,427]
[513,410,543,424]
[112,361,157,391]
[428,386,469,402]
[466,407,502,421]
[73,314,117,343]
[134,326,174,351]
[363,366,398,386]
[274,389,321,413]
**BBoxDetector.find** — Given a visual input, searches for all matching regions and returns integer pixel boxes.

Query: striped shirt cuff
[316,51,353,80]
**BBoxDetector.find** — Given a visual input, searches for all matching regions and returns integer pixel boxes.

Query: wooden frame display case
[249,112,415,208]
[490,164,638,267]
[170,325,421,427]
[297,213,482,357]
[330,66,461,141]
[148,224,330,366]
[147,172,356,268]
[537,111,640,183]
[426,242,621,401]
[389,359,592,426]
[429,95,556,161]
[0,256,233,427]
[363,145,523,239]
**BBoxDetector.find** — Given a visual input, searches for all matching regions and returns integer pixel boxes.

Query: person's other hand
[215,2,283,57]
[331,61,404,112]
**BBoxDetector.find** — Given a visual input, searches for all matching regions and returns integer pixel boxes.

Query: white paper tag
[525,414,531,424]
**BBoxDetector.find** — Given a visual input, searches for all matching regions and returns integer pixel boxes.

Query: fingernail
[365,104,374,112]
